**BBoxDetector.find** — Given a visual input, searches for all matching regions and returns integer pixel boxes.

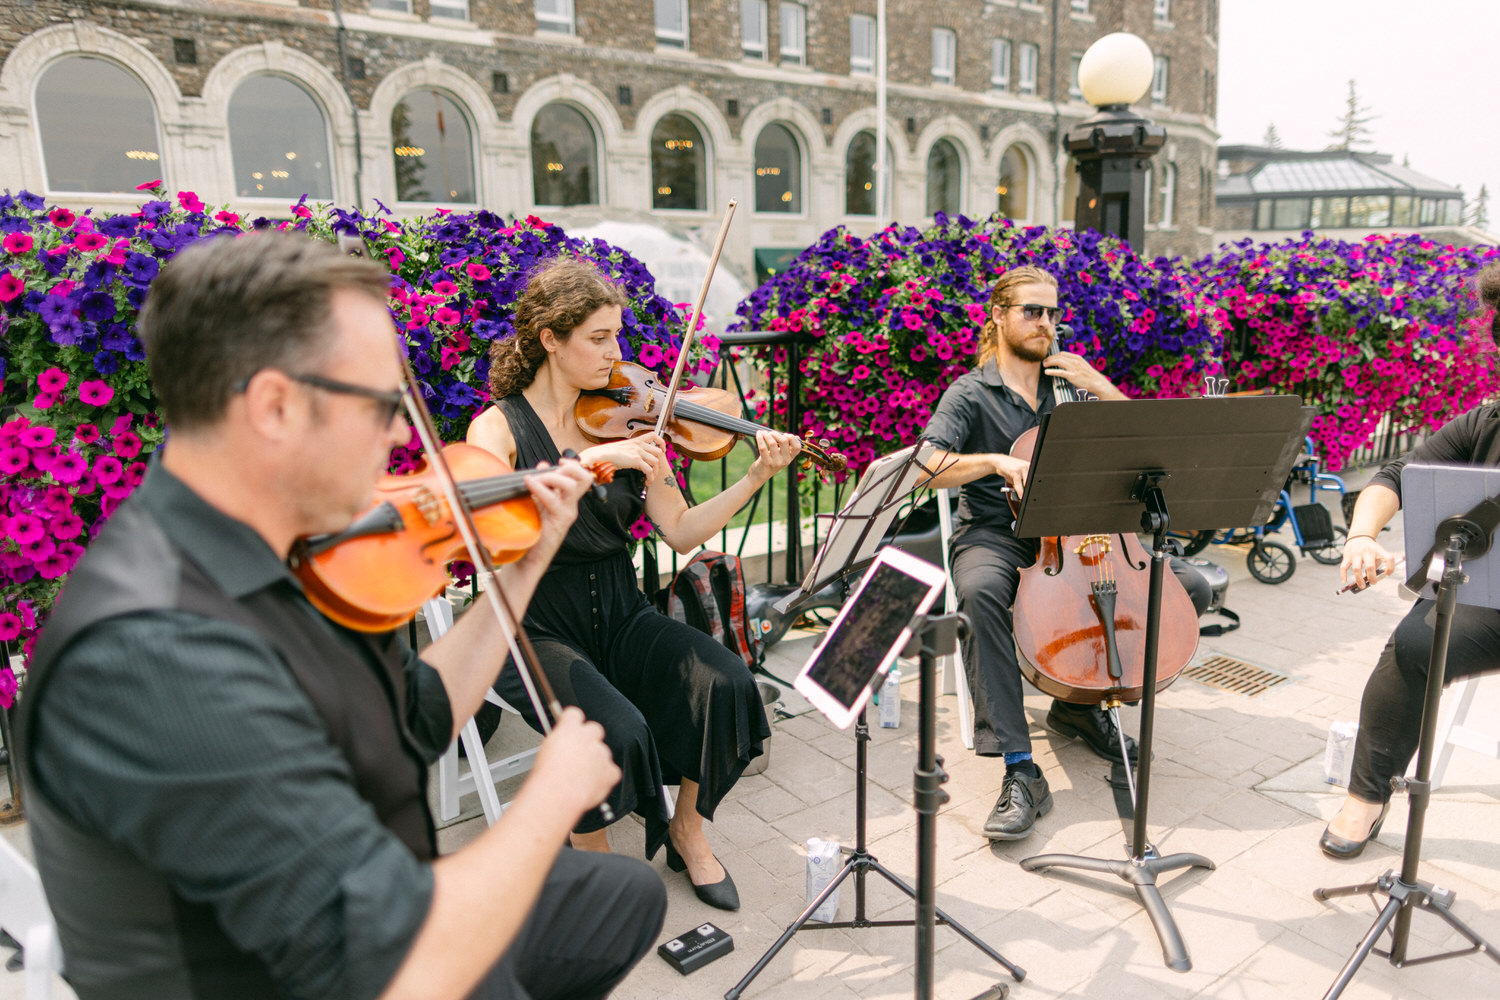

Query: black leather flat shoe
[1319,800,1390,860]
[665,839,740,911]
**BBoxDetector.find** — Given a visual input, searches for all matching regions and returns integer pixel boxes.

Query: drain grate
[1182,655,1288,697]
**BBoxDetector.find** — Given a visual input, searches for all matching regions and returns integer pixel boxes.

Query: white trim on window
[931,28,956,85]
[850,13,875,76]
[742,0,767,59]
[535,0,575,35]
[1018,42,1039,96]
[1151,54,1169,104]
[656,0,689,50]
[990,39,1011,89]
[780,2,806,67]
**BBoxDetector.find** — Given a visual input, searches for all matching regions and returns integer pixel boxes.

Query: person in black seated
[20,233,663,1000]
[922,264,1143,842]
[1321,264,1500,859]
[466,257,803,910]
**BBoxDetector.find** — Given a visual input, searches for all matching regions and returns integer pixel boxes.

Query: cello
[1008,339,1199,708]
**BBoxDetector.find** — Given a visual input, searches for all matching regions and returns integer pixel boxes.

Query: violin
[1007,337,1199,704]
[575,360,848,474]
[290,443,613,633]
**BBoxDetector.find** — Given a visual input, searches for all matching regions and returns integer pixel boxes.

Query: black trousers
[468,849,667,1000]
[951,529,1040,757]
[1349,597,1500,803]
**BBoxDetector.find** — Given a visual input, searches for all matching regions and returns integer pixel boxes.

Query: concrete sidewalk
[6,485,1499,999]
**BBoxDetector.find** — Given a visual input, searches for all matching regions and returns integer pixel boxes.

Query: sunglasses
[1013,304,1063,323]
[235,370,406,427]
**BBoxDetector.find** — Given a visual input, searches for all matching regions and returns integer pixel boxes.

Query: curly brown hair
[487,257,629,399]
[1478,262,1500,345]
[975,265,1058,367]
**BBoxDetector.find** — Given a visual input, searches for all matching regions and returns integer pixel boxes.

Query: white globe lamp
[1078,32,1154,109]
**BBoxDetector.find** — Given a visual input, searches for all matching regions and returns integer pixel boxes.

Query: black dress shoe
[983,769,1053,841]
[665,839,740,910]
[1047,701,1139,763]
[1319,800,1390,860]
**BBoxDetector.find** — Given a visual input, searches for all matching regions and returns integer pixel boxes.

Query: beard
[1005,328,1052,364]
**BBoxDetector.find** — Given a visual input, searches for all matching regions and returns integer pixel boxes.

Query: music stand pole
[1315,527,1500,999]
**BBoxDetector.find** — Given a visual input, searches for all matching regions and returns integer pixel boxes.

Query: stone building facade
[0,0,1220,277]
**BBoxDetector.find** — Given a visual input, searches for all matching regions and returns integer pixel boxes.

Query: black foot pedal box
[658,922,733,975]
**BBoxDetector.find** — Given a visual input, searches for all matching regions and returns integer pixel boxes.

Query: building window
[656,0,689,50]
[1151,55,1169,104]
[651,114,707,211]
[780,2,806,67]
[1018,43,1039,96]
[1159,163,1177,227]
[36,57,163,194]
[430,0,469,18]
[931,28,956,85]
[850,14,875,76]
[1069,53,1083,99]
[990,39,1011,89]
[742,0,767,59]
[535,0,575,34]
[392,90,475,203]
[997,145,1029,221]
[1142,164,1154,224]
[1154,0,1171,23]
[229,75,332,200]
[531,103,598,206]
[845,130,890,216]
[754,123,801,213]
[926,139,961,218]
[369,0,411,12]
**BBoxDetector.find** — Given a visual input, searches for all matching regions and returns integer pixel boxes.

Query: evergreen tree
[1327,79,1377,151]
[1262,122,1283,149]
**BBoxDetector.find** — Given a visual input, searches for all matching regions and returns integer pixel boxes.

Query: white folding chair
[1430,675,1500,791]
[426,597,540,826]
[0,836,61,1000]
[936,488,976,749]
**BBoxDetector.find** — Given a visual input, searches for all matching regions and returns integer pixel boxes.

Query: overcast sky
[1217,1,1499,210]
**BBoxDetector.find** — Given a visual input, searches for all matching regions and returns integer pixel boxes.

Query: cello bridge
[1072,534,1113,559]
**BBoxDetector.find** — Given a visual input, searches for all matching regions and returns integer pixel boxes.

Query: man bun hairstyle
[976,265,1058,367]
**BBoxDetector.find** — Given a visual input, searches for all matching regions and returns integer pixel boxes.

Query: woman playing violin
[466,257,802,910]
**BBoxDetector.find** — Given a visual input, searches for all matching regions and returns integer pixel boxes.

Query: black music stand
[1012,395,1310,972]
[1313,465,1500,999]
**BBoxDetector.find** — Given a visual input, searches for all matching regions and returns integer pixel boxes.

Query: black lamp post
[1066,32,1166,251]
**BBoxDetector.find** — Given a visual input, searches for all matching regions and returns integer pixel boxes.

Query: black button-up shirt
[1369,402,1500,501]
[30,465,452,1000]
[924,359,1057,541]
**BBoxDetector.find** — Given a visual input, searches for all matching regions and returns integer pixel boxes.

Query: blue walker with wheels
[1176,438,1349,583]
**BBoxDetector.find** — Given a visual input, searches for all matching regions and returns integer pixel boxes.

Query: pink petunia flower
[74,423,100,444]
[2,232,33,254]
[111,431,143,460]
[432,281,458,297]
[20,535,56,563]
[48,449,88,484]
[466,262,491,281]
[32,393,57,411]
[433,307,461,326]
[0,272,23,303]
[37,541,85,580]
[49,511,85,540]
[215,210,240,225]
[0,446,29,475]
[0,614,20,643]
[110,413,134,434]
[73,232,107,252]
[40,486,73,514]
[7,514,44,545]
[37,368,69,394]
[78,380,114,406]
[123,461,147,488]
[93,455,123,484]
[48,207,76,229]
[178,191,205,213]
[292,204,312,219]
[19,426,55,448]
[135,179,162,191]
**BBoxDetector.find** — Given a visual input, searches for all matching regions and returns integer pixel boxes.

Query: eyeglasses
[235,370,406,427]
[1012,304,1063,323]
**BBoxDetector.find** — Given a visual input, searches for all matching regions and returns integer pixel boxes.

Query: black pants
[951,530,1040,757]
[469,849,666,1000]
[1350,598,1500,803]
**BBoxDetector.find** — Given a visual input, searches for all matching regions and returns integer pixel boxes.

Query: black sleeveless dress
[493,395,770,858]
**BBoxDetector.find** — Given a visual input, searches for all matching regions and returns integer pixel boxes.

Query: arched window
[392,90,476,203]
[651,114,707,211]
[997,145,1030,221]
[531,103,599,207]
[229,75,333,200]
[35,57,161,193]
[925,139,961,218]
[845,130,892,216]
[1159,163,1177,227]
[753,123,801,213]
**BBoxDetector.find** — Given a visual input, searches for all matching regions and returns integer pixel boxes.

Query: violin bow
[651,199,737,439]
[393,342,613,821]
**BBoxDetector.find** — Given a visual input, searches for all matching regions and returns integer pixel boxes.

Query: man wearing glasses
[922,265,1132,843]
[19,233,665,999]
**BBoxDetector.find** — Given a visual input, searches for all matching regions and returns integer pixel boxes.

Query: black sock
[1006,759,1041,778]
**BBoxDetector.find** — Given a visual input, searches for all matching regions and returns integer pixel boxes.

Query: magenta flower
[93,455,123,484]
[40,486,73,514]
[48,450,88,484]
[0,614,20,643]
[37,542,85,580]
[628,515,654,540]
[432,280,458,297]
[37,367,69,394]
[215,210,240,225]
[0,669,16,710]
[78,380,115,406]
[112,431,143,459]
[135,178,162,191]
[33,393,57,411]
[20,535,57,562]
[74,424,100,444]
[49,511,85,540]
[433,307,461,326]
[73,231,107,252]
[7,514,44,545]
[19,426,55,448]
[2,232,33,254]
[0,446,29,475]
[0,272,23,303]
[178,191,205,213]
[110,413,134,435]
[466,262,491,281]
[123,461,147,488]
[48,207,76,229]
